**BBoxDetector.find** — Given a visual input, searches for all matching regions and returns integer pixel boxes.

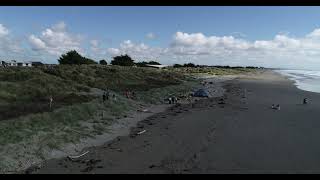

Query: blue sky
[2,6,320,69]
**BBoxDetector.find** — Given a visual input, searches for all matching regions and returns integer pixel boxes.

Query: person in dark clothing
[125,89,129,98]
[168,97,172,104]
[303,98,308,104]
[106,90,110,100]
[102,92,106,103]
[172,96,177,104]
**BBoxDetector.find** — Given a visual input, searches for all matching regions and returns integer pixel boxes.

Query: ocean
[277,69,320,93]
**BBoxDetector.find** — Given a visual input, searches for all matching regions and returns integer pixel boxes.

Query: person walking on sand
[171,96,175,104]
[49,96,53,109]
[132,91,136,99]
[303,98,308,104]
[106,90,110,100]
[174,97,178,104]
[276,104,281,110]
[125,89,129,99]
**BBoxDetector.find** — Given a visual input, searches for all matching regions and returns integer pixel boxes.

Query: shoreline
[274,69,320,94]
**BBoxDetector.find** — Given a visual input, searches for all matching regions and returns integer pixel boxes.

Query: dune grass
[39,65,185,91]
[0,65,256,173]
[0,65,187,121]
[167,66,257,76]
[0,94,136,173]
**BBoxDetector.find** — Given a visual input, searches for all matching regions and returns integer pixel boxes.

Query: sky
[2,6,320,69]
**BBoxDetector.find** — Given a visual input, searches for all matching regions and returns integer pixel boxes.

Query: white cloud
[231,32,247,38]
[0,24,23,56]
[107,48,121,56]
[108,29,320,69]
[164,30,320,69]
[146,32,156,39]
[107,40,165,61]
[90,39,99,47]
[52,21,67,32]
[90,39,100,53]
[29,35,46,50]
[28,22,83,56]
[0,24,9,37]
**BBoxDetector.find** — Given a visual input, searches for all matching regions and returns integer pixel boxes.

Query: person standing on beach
[132,91,136,99]
[303,98,308,104]
[125,89,130,99]
[106,89,110,100]
[49,96,53,109]
[102,92,106,103]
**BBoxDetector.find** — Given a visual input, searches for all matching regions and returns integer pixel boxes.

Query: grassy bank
[0,65,186,121]
[0,96,136,173]
[0,65,256,173]
[0,65,193,173]
[168,66,258,76]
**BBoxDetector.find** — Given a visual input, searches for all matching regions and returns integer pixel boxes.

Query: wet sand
[33,70,320,174]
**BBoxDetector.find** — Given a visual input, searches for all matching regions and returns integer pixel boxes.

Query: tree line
[58,50,263,69]
[58,50,161,67]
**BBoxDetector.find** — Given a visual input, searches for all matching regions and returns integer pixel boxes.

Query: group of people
[125,89,136,99]
[102,88,137,103]
[271,104,281,110]
[303,98,308,104]
[168,96,178,104]
[102,90,110,102]
[102,89,117,102]
[271,98,309,110]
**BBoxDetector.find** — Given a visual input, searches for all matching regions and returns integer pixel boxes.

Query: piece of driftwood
[137,130,146,135]
[137,109,152,113]
[68,151,89,160]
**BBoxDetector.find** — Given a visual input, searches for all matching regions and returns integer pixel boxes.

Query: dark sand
[33,70,320,174]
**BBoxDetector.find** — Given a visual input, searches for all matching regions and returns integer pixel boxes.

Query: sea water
[277,69,320,93]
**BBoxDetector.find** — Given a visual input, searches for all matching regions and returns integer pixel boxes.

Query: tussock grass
[168,67,257,76]
[136,79,200,104]
[0,65,255,173]
[40,65,185,92]
[0,95,135,173]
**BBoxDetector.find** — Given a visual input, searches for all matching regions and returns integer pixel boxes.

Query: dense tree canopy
[148,61,161,65]
[99,60,108,65]
[110,54,135,66]
[183,63,196,67]
[58,50,97,65]
[136,60,161,67]
[173,64,183,68]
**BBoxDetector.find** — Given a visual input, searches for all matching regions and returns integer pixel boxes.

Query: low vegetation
[168,66,259,75]
[0,52,259,172]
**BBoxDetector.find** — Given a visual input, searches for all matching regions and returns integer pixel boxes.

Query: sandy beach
[31,70,320,174]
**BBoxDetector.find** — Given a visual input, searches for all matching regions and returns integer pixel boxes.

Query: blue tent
[193,89,209,97]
